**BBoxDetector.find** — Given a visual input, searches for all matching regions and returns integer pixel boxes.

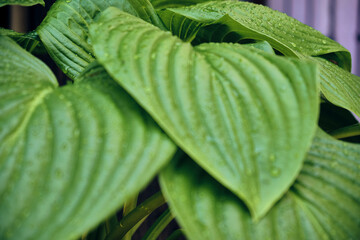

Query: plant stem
[141,209,174,240]
[123,195,138,240]
[329,124,360,139]
[105,192,166,240]
[166,229,184,240]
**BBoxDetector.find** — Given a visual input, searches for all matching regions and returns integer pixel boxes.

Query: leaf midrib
[4,87,54,144]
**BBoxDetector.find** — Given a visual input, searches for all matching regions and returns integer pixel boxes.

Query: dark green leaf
[0,36,176,240]
[0,28,46,54]
[160,130,360,240]
[37,0,165,80]
[312,57,360,117]
[90,8,320,219]
[158,1,350,68]
[319,102,359,133]
[0,0,44,7]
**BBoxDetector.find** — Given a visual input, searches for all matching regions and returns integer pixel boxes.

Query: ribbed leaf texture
[0,36,176,240]
[37,0,165,79]
[158,1,350,68]
[90,8,320,219]
[160,130,360,240]
[158,1,360,115]
[312,57,360,117]
[0,0,43,7]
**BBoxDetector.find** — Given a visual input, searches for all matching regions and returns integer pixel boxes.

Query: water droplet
[322,40,327,44]
[270,167,281,177]
[246,169,254,176]
[330,161,338,168]
[290,42,297,47]
[55,169,63,178]
[108,25,116,30]
[206,135,215,143]
[65,0,71,3]
[144,87,151,93]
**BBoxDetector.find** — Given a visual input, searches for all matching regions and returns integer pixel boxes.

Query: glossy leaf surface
[160,130,360,240]
[37,0,165,79]
[0,36,176,240]
[0,0,43,7]
[158,1,360,130]
[158,1,350,68]
[90,8,319,219]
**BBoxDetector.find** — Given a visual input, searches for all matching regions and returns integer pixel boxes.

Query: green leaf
[0,36,176,240]
[312,57,360,118]
[90,8,320,219]
[243,40,275,54]
[0,28,46,54]
[158,1,350,69]
[149,0,234,10]
[160,130,360,240]
[37,0,165,80]
[158,1,360,133]
[0,0,44,7]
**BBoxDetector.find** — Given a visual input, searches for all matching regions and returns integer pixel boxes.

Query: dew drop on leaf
[270,167,281,177]
[55,169,63,179]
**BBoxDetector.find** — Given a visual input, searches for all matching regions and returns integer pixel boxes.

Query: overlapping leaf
[0,0,43,7]
[0,36,176,240]
[160,130,360,240]
[157,1,360,116]
[90,8,319,219]
[311,57,360,117]
[37,0,165,79]
[158,1,350,68]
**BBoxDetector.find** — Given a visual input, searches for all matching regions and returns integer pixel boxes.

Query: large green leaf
[160,130,360,240]
[90,8,319,219]
[37,0,165,80]
[157,1,360,132]
[0,36,176,240]
[0,0,43,7]
[312,57,360,117]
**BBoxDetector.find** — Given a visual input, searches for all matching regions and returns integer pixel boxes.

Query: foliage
[0,0,359,239]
